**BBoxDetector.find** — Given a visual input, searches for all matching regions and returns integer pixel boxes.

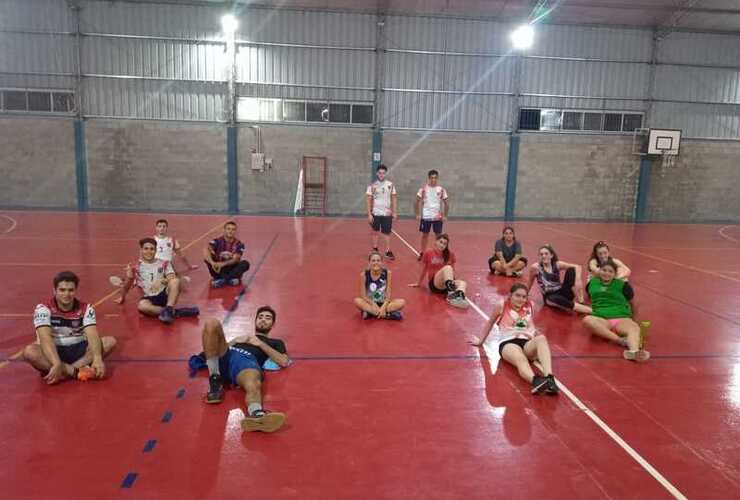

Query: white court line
[0,215,17,235]
[719,225,740,244]
[392,228,688,500]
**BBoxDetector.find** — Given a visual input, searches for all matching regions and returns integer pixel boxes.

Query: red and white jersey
[134,258,174,296]
[495,300,537,340]
[416,184,448,220]
[33,298,96,346]
[154,235,179,261]
[366,180,396,216]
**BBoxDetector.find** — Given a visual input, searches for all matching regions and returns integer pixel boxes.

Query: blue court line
[222,232,280,326]
[161,411,173,423]
[121,472,138,488]
[142,440,157,453]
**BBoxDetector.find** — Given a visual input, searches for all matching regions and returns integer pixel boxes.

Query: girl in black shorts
[470,283,558,395]
[527,245,592,315]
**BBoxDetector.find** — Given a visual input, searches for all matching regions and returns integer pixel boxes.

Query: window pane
[519,108,540,130]
[583,112,602,131]
[352,104,373,124]
[4,91,27,111]
[329,103,350,123]
[259,99,280,121]
[562,111,583,130]
[622,114,643,132]
[307,102,327,122]
[540,109,562,130]
[283,101,305,121]
[604,113,622,131]
[52,92,74,112]
[237,97,260,121]
[28,92,51,111]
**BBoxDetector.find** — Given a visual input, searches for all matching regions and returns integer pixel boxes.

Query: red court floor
[1,211,739,499]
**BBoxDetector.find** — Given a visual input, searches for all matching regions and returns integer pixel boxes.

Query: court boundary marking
[391,228,688,500]
[719,225,740,244]
[0,215,17,235]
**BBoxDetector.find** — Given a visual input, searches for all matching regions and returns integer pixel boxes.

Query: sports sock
[248,403,263,416]
[206,357,220,376]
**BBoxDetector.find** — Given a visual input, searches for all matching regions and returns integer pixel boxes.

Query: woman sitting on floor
[471,283,558,395]
[353,251,405,320]
[409,233,469,309]
[582,259,650,362]
[488,226,527,277]
[587,241,631,280]
[527,244,591,314]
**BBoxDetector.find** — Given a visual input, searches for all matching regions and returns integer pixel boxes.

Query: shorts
[489,255,528,265]
[57,341,89,364]
[498,338,529,356]
[371,215,392,235]
[428,279,447,295]
[607,318,628,331]
[142,288,168,307]
[219,346,262,385]
[419,219,443,234]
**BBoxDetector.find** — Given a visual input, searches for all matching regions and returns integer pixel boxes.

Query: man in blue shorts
[200,306,290,432]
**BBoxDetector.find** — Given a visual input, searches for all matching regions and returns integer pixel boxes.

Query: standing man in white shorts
[366,164,398,260]
[416,169,449,257]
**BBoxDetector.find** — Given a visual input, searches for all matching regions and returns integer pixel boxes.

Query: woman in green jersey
[582,259,650,362]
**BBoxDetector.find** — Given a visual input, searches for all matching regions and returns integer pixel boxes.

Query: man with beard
[199,306,290,432]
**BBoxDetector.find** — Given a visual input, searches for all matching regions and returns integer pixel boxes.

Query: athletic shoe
[212,278,227,288]
[385,311,403,321]
[205,374,224,404]
[76,366,95,382]
[447,290,469,309]
[639,320,651,350]
[174,306,200,318]
[228,278,241,286]
[385,250,396,261]
[531,375,549,394]
[623,349,651,362]
[158,306,175,324]
[545,374,559,395]
[361,311,373,320]
[241,410,286,433]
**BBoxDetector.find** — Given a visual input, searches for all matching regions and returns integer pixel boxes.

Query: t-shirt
[366,180,396,216]
[154,235,179,261]
[209,237,245,263]
[33,298,96,346]
[495,299,536,340]
[495,239,523,263]
[417,185,448,220]
[232,335,287,369]
[586,277,634,319]
[422,248,456,281]
[134,258,175,296]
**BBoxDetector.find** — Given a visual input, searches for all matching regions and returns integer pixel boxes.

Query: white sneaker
[447,290,470,309]
[623,349,650,362]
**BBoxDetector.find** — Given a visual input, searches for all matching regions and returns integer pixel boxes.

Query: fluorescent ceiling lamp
[221,14,238,35]
[510,24,534,50]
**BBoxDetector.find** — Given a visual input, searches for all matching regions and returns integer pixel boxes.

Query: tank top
[536,262,562,294]
[495,299,536,340]
[365,269,388,304]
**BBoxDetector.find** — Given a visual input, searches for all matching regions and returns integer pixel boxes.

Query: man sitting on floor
[22,271,116,383]
[196,306,290,433]
[115,238,199,324]
[203,221,250,288]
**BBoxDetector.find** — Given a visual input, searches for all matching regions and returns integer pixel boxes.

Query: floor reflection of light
[729,360,740,411]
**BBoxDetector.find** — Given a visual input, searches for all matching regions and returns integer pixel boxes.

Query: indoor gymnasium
[1,1,739,499]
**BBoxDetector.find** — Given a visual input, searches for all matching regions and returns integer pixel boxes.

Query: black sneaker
[158,306,175,324]
[206,374,224,404]
[175,306,200,318]
[545,374,559,395]
[385,250,396,261]
[531,375,549,395]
